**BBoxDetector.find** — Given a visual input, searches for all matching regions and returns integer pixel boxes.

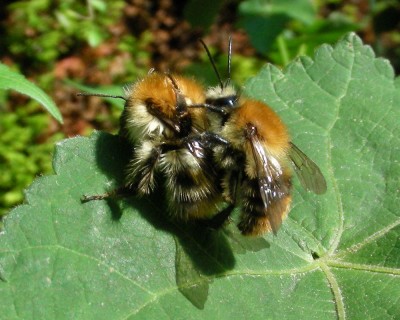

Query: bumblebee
[197,39,327,235]
[81,71,223,221]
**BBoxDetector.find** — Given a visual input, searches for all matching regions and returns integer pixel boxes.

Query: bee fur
[82,71,225,222]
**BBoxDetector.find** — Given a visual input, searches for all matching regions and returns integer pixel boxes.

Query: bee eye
[227,95,237,107]
[206,95,237,108]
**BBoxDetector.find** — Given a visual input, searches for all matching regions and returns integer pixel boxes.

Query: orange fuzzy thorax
[129,73,205,118]
[223,99,290,159]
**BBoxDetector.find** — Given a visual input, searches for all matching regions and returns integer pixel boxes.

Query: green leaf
[0,63,63,123]
[239,12,289,54]
[84,24,104,47]
[184,0,224,29]
[239,0,316,53]
[240,0,316,25]
[0,33,399,319]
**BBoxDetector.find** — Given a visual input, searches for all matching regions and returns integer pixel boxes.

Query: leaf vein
[326,261,400,275]
[320,263,346,320]
[6,244,156,297]
[335,218,400,258]
[326,47,356,256]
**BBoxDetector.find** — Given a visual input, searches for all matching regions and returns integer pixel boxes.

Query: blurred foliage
[3,0,124,67]
[113,31,153,81]
[371,0,400,73]
[0,1,151,217]
[184,0,225,29]
[185,49,264,87]
[236,0,362,65]
[186,0,399,83]
[237,0,400,68]
[0,102,64,216]
[1,0,399,217]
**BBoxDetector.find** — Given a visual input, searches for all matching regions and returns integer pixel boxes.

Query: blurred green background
[1,0,399,217]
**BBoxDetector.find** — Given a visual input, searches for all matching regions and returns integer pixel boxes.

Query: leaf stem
[320,263,346,320]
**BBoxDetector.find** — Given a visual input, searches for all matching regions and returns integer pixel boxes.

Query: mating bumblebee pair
[81,39,327,236]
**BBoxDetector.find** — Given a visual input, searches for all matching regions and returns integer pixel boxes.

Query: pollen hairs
[80,39,326,237]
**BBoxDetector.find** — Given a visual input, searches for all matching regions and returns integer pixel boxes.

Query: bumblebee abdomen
[238,174,292,236]
[161,149,222,220]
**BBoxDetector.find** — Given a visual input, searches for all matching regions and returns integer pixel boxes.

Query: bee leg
[81,186,135,203]
[199,203,235,230]
[199,131,230,148]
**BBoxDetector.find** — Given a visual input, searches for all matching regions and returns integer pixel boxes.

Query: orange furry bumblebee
[198,39,327,236]
[81,71,223,221]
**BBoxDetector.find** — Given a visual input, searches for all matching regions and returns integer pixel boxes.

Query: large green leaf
[0,63,63,123]
[0,33,399,319]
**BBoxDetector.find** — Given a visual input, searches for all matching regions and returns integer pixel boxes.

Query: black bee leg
[81,186,135,203]
[196,131,231,151]
[199,203,235,230]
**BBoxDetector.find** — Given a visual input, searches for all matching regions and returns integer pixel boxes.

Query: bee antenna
[77,92,127,101]
[199,39,224,91]
[227,35,232,86]
[165,73,181,93]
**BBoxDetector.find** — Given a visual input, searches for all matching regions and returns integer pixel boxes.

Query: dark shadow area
[0,271,6,282]
[311,251,320,260]
[86,132,134,221]
[173,221,270,309]
[85,132,270,308]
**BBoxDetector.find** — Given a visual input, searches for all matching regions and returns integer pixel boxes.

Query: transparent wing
[185,138,220,187]
[288,142,327,194]
[248,130,290,234]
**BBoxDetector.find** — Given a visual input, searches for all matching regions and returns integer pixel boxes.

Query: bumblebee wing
[186,139,206,159]
[288,142,327,194]
[248,132,290,234]
[185,138,221,180]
